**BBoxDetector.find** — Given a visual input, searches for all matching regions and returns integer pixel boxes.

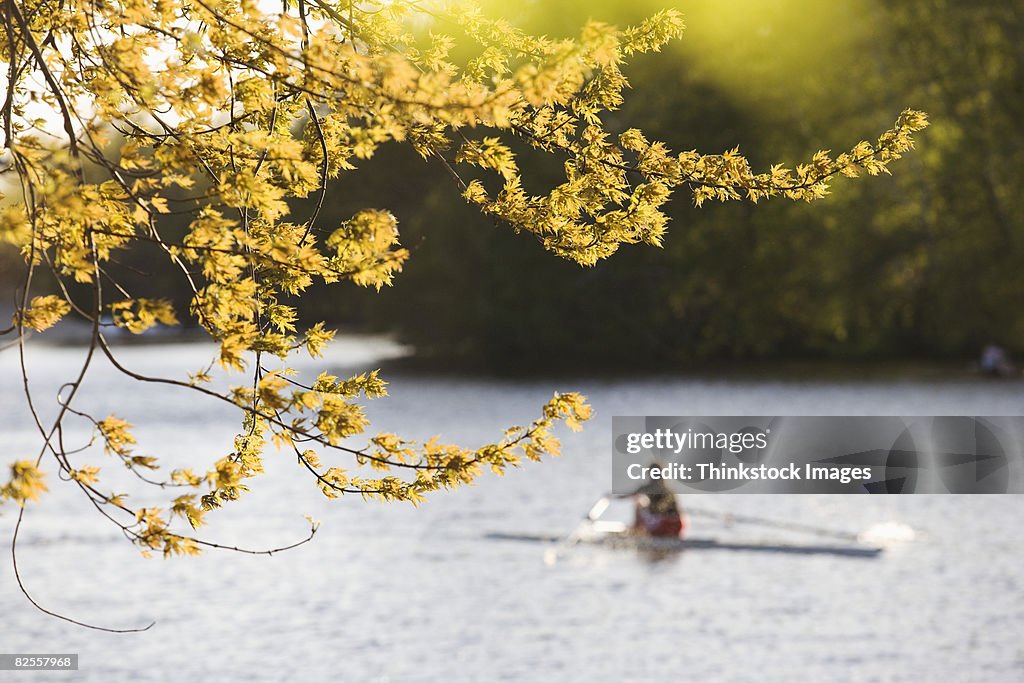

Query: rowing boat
[486,528,883,559]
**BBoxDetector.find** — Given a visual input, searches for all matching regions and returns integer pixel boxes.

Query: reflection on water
[1,340,1022,681]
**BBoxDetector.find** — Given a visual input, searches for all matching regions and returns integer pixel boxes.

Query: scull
[487,521,883,559]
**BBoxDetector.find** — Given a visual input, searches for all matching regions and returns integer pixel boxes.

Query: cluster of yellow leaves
[16,173,138,283]
[463,110,929,265]
[199,412,265,513]
[96,415,158,473]
[110,298,178,334]
[0,204,32,246]
[134,507,201,558]
[313,369,388,399]
[326,210,410,290]
[13,295,70,332]
[1,460,48,505]
[68,466,101,486]
[170,494,207,530]
[97,416,135,456]
[312,391,593,504]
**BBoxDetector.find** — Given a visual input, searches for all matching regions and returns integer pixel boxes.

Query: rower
[980,344,1016,377]
[630,478,686,539]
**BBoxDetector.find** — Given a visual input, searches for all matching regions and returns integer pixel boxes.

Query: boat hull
[486,532,883,558]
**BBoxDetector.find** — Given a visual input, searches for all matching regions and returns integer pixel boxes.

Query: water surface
[1,341,1022,681]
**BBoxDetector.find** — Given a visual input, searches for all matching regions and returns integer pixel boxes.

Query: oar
[683,505,861,542]
[543,496,610,565]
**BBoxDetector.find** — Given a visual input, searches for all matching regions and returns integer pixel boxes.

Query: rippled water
[1,340,1022,681]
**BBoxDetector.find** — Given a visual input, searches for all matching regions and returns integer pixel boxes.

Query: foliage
[369,0,1021,368]
[851,0,1024,352]
[0,0,923,589]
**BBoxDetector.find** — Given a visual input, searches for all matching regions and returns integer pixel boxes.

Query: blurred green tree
[362,0,1019,369]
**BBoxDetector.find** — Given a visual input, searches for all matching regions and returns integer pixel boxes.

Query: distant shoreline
[4,309,1012,383]
[378,353,1006,382]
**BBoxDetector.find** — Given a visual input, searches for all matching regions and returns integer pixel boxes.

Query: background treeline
[351,0,1023,370]
[6,0,1022,371]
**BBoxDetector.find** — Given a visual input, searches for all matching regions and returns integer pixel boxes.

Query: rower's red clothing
[630,480,686,538]
[635,503,687,538]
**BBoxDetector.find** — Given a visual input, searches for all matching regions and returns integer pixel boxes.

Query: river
[1,339,1022,681]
